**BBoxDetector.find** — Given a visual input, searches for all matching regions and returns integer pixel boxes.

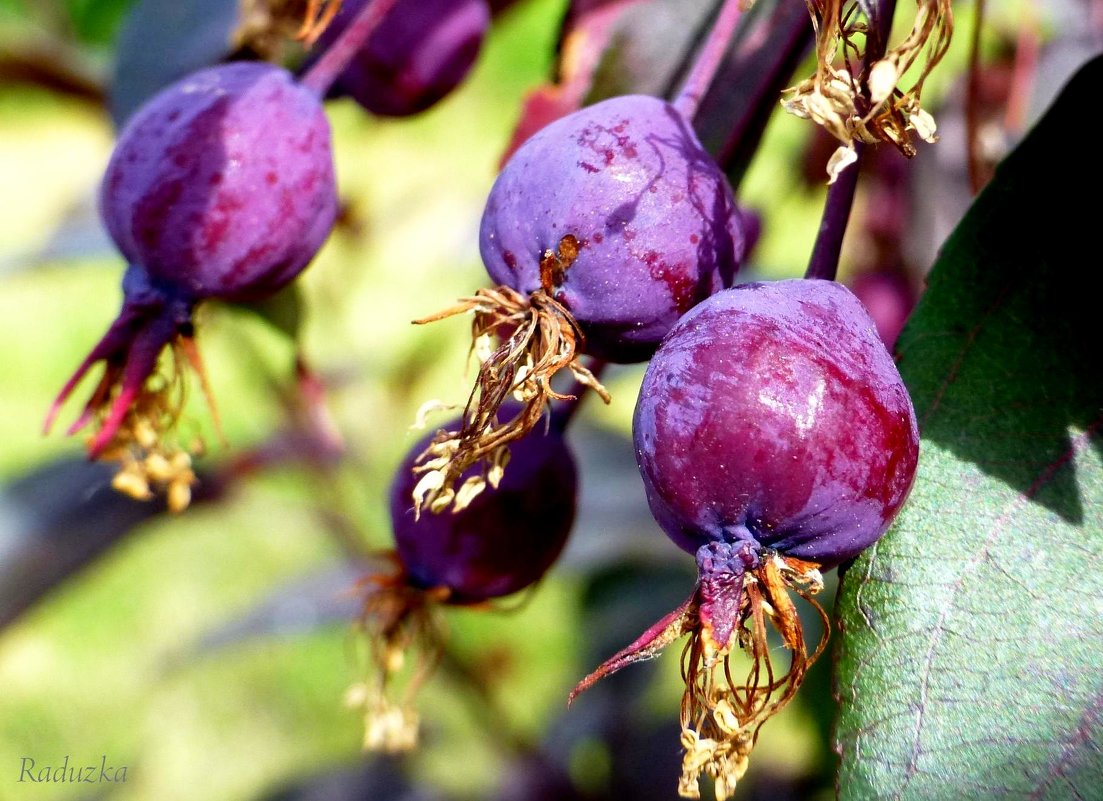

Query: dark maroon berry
[415,94,743,514]
[47,62,338,510]
[574,279,919,799]
[391,412,577,603]
[848,270,917,349]
[308,0,489,117]
[636,279,918,568]
[352,411,577,752]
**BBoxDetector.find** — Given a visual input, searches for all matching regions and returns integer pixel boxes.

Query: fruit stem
[804,147,863,281]
[804,0,898,282]
[673,0,746,121]
[299,0,400,97]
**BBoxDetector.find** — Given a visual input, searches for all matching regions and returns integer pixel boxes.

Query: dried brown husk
[783,0,953,182]
[571,554,828,801]
[236,0,343,57]
[410,238,609,516]
[347,559,450,754]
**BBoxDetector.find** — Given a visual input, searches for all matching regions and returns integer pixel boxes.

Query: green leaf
[834,55,1103,799]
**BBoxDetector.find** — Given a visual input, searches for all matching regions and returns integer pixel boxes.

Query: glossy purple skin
[634,280,919,569]
[390,416,577,603]
[480,95,743,363]
[314,0,489,117]
[101,62,338,302]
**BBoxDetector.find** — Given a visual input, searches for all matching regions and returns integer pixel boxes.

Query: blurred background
[0,0,1096,798]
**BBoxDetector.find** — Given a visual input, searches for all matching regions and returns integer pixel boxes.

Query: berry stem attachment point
[300,0,400,96]
[673,0,749,122]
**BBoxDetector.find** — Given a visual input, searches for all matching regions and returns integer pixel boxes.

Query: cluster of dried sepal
[83,340,209,514]
[784,0,953,181]
[345,558,448,753]
[410,237,608,517]
[570,554,828,801]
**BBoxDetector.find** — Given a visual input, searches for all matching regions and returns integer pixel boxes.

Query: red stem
[673,0,746,121]
[299,0,401,97]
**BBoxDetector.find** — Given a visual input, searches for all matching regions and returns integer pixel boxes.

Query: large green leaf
[834,56,1103,799]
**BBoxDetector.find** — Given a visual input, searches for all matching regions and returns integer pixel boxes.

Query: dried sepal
[348,560,450,755]
[571,551,828,800]
[410,275,609,516]
[783,0,953,181]
[296,0,343,44]
[235,0,342,57]
[73,338,204,513]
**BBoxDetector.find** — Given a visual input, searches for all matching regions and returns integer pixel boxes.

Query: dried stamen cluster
[346,565,447,753]
[677,555,827,800]
[411,278,607,516]
[571,546,828,801]
[235,0,344,56]
[784,0,953,181]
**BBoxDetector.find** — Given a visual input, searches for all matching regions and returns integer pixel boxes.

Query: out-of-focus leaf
[501,0,720,163]
[835,56,1103,799]
[261,757,447,801]
[584,0,713,102]
[0,458,173,629]
[188,562,365,655]
[109,0,241,126]
[236,282,306,343]
[64,0,139,45]
[560,421,676,571]
[501,0,648,162]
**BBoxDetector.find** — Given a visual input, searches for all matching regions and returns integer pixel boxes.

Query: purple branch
[673,0,746,121]
[300,0,400,97]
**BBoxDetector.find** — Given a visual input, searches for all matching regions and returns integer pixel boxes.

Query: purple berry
[101,61,337,300]
[481,94,743,362]
[574,279,919,799]
[635,279,918,568]
[47,62,338,510]
[390,413,577,603]
[309,0,489,117]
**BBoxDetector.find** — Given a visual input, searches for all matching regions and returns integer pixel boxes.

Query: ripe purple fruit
[573,280,919,799]
[415,94,743,514]
[307,0,489,117]
[353,410,577,751]
[481,94,742,360]
[47,61,338,510]
[392,410,577,602]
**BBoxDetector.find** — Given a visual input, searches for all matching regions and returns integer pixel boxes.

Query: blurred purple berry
[309,0,489,116]
[48,62,338,510]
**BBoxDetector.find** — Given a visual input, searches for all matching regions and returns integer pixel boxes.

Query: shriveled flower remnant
[410,239,607,517]
[783,0,953,181]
